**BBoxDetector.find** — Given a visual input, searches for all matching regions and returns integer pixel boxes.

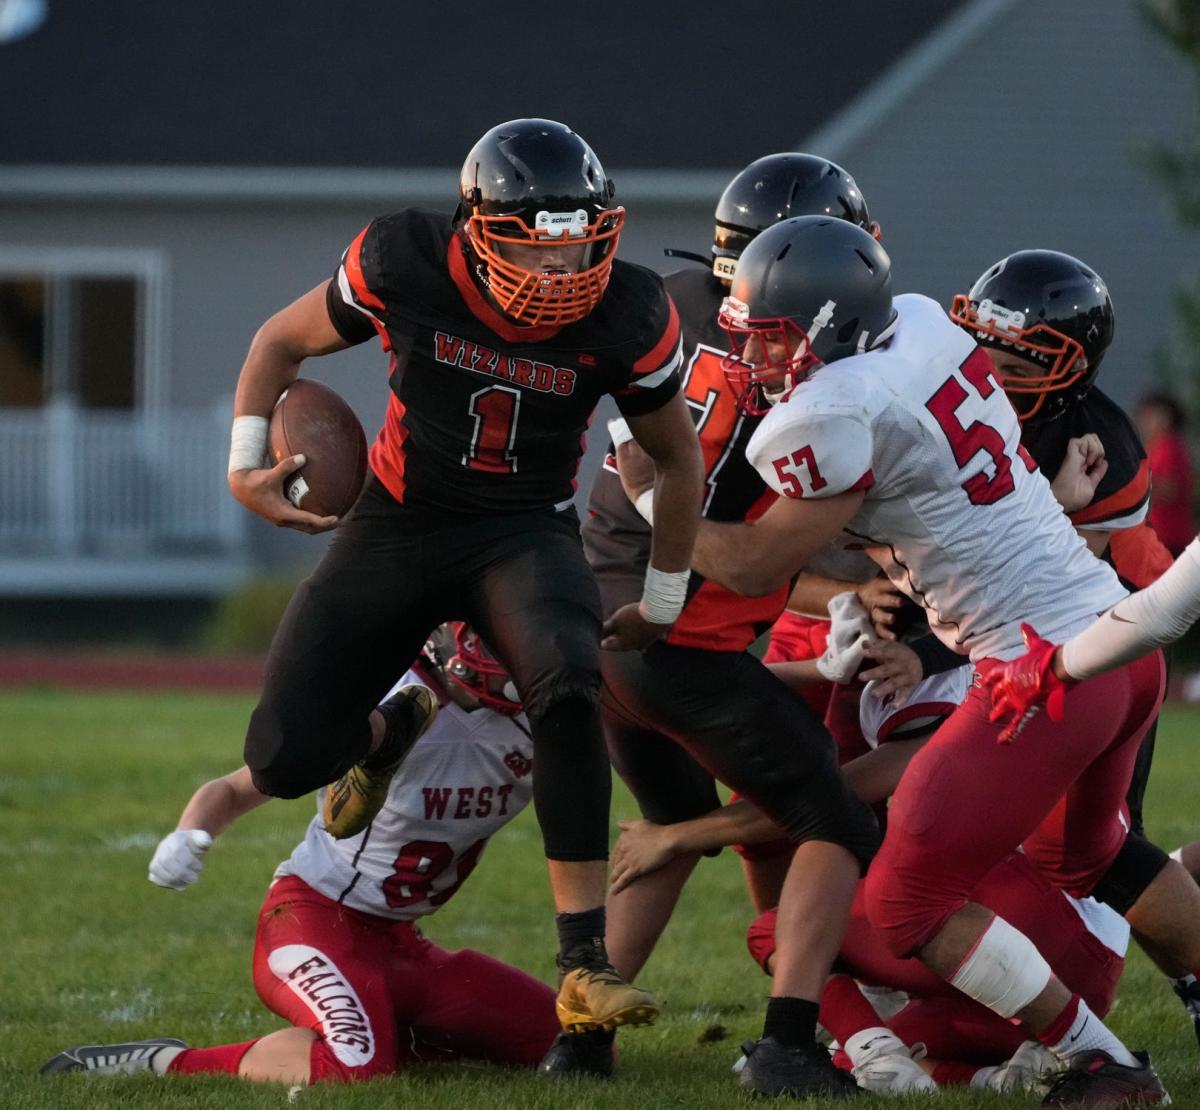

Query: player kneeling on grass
[610,612,1130,1098]
[40,624,612,1085]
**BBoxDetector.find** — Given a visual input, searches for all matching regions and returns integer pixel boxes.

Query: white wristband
[634,488,655,525]
[608,417,635,448]
[639,564,690,625]
[228,415,269,474]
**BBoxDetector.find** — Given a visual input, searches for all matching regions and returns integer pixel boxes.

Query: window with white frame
[0,249,167,409]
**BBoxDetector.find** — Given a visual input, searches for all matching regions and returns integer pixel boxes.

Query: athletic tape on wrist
[634,488,655,525]
[639,564,689,625]
[228,415,269,474]
[608,417,635,448]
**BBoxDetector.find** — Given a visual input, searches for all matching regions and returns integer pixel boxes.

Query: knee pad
[245,704,364,800]
[948,916,1052,1019]
[1091,831,1170,915]
[523,675,601,725]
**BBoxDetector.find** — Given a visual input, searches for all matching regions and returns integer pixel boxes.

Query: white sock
[969,1066,999,1088]
[150,1045,186,1074]
[844,1026,902,1066]
[1046,998,1138,1068]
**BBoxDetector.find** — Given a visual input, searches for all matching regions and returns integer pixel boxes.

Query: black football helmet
[710,153,879,283]
[420,622,523,716]
[719,216,897,415]
[950,250,1114,422]
[458,119,623,327]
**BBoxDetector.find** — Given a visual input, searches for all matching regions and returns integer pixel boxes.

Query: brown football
[268,379,368,518]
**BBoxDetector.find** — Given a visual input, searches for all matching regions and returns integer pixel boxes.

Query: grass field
[2,688,1200,1109]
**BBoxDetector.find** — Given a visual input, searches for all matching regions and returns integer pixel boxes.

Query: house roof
[3,0,964,170]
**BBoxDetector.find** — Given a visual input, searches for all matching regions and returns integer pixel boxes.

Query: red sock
[167,1040,259,1075]
[931,1060,980,1087]
[1035,994,1080,1049]
[819,974,884,1046]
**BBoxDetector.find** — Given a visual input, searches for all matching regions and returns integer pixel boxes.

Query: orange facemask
[464,207,624,327]
[949,294,1088,421]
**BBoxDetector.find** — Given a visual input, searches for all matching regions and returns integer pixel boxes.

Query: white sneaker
[977,1038,1064,1092]
[849,1031,937,1094]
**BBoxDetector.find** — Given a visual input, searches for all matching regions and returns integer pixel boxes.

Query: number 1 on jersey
[463,385,520,474]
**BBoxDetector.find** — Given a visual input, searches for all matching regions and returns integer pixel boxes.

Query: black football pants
[245,477,610,861]
[602,642,879,868]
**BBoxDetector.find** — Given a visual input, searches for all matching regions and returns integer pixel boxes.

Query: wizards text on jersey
[434,331,578,396]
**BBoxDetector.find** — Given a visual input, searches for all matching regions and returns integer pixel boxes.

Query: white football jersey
[747,294,1127,661]
[274,670,534,921]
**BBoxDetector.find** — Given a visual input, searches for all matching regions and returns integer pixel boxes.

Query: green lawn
[1,688,1199,1109]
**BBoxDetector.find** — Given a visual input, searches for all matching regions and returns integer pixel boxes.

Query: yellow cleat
[323,685,439,839]
[555,964,661,1033]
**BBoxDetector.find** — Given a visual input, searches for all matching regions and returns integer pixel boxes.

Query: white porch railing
[0,401,246,592]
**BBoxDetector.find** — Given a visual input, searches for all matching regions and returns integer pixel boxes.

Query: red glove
[986,623,1075,744]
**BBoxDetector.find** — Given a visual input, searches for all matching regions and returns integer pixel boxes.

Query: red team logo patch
[503,749,532,778]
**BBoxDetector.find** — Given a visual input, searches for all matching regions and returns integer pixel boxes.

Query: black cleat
[1041,1049,1171,1107]
[537,1030,615,1078]
[39,1037,188,1076]
[1172,975,1200,1051]
[738,1036,861,1098]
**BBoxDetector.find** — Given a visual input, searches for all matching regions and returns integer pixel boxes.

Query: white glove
[148,828,214,890]
[816,592,874,683]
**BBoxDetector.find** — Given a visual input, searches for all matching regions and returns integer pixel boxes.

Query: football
[268,378,368,518]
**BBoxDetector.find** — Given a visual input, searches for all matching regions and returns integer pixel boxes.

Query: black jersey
[1021,385,1171,588]
[326,209,682,515]
[583,266,787,651]
[1020,387,1150,532]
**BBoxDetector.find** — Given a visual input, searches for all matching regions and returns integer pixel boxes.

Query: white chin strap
[762,373,795,406]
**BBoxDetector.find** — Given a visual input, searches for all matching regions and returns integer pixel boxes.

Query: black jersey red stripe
[584,266,787,652]
[327,209,680,514]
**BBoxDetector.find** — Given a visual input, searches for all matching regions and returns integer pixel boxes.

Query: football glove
[148,828,213,890]
[987,623,1074,744]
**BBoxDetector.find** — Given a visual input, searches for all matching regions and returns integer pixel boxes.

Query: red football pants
[863,651,1164,957]
[252,875,559,1081]
[750,852,1124,1065]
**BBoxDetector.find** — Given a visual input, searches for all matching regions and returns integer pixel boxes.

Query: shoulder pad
[748,405,874,499]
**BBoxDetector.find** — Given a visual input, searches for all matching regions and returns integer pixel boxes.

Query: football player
[582,154,884,1098]
[224,119,704,1033]
[609,652,1127,1096]
[952,250,1173,838]
[40,626,612,1084]
[687,214,1200,1105]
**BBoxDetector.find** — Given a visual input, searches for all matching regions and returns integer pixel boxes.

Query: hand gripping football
[268,379,368,518]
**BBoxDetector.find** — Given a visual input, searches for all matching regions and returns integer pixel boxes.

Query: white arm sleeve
[1061,537,1200,680]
